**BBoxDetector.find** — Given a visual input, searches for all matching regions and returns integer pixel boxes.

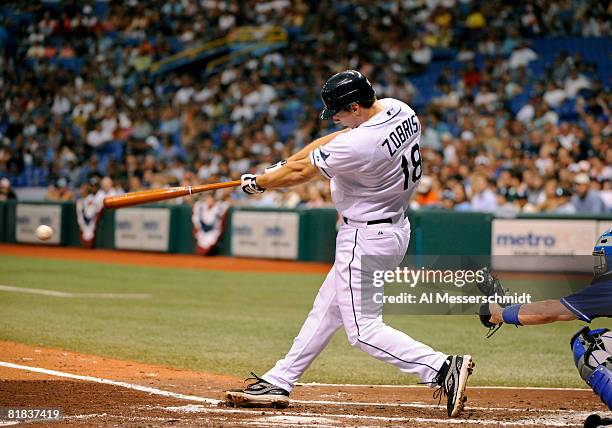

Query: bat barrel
[103,180,241,209]
[103,187,190,209]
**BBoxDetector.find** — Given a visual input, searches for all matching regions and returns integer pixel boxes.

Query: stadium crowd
[0,0,610,214]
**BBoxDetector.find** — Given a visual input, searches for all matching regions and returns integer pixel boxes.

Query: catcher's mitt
[476,267,509,338]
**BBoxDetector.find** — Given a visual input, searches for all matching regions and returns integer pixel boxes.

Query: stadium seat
[557,98,579,121]
[277,121,296,141]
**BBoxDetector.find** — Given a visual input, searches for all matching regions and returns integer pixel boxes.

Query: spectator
[513,190,538,213]
[543,82,567,108]
[0,177,16,200]
[46,177,75,202]
[450,183,471,211]
[474,84,498,110]
[469,173,498,212]
[465,7,486,35]
[564,67,591,98]
[516,97,538,123]
[601,182,612,212]
[433,84,461,110]
[554,187,577,214]
[409,39,432,73]
[508,42,538,69]
[95,176,121,205]
[496,192,518,216]
[571,174,606,214]
[557,122,577,150]
[86,122,113,151]
[415,176,440,207]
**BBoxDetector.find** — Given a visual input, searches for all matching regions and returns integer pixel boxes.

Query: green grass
[0,255,607,387]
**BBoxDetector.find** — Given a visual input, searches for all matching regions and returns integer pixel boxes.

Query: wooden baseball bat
[103,180,241,209]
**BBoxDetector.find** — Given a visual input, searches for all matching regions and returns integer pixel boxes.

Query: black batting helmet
[320,70,376,120]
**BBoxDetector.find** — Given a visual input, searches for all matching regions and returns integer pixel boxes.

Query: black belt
[343,217,392,225]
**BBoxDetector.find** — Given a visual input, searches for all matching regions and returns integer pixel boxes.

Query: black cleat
[434,355,474,417]
[225,372,290,409]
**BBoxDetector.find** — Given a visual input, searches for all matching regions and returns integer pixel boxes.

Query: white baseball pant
[263,217,448,392]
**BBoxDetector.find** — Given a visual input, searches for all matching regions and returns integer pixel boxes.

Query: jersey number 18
[400,144,422,190]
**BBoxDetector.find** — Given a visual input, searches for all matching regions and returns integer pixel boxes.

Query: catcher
[478,228,612,415]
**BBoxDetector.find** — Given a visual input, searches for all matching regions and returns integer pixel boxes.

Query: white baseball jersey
[310,98,422,221]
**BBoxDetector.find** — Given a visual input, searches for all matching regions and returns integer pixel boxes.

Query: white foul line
[296,382,590,392]
[0,285,151,299]
[0,361,593,427]
[290,398,576,414]
[0,361,219,405]
[155,405,588,427]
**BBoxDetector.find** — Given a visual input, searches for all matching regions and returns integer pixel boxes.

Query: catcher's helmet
[320,70,376,120]
[593,228,612,278]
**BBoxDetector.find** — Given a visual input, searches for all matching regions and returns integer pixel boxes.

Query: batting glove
[264,159,287,174]
[241,174,265,195]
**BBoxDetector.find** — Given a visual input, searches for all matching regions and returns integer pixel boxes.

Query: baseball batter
[226,70,474,417]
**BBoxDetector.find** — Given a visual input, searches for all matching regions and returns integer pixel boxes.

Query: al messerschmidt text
[372,292,532,305]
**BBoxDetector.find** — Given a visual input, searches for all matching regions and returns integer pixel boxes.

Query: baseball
[36,225,53,241]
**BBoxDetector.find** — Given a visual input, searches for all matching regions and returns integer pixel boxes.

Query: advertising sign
[232,211,299,259]
[115,208,170,251]
[16,204,62,245]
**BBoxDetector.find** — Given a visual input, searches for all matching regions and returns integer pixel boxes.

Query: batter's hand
[264,160,287,174]
[241,174,265,195]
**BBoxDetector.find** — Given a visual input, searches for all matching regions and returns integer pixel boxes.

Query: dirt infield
[1,244,610,427]
[0,340,607,427]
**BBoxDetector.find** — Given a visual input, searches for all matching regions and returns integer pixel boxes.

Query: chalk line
[290,398,581,413]
[0,361,218,404]
[0,285,151,299]
[297,381,590,391]
[156,404,589,427]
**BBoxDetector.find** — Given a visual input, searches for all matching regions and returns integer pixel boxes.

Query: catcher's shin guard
[571,327,612,382]
[587,364,612,411]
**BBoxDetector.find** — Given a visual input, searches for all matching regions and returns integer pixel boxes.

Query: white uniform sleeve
[309,135,367,179]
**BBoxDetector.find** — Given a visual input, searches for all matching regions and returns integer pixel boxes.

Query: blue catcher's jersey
[561,275,612,322]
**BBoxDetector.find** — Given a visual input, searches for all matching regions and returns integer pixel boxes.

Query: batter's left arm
[256,157,319,189]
